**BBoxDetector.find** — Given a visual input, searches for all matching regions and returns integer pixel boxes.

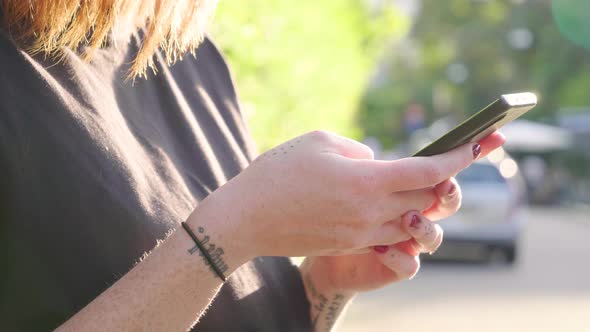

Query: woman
[0,1,505,331]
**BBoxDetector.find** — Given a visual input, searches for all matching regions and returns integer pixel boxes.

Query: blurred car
[433,159,527,264]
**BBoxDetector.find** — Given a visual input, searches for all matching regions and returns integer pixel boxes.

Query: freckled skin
[52,128,504,332]
[242,130,503,260]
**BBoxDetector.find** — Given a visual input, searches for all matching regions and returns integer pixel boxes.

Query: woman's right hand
[200,130,487,262]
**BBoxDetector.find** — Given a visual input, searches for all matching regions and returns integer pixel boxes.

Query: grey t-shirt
[0,30,311,331]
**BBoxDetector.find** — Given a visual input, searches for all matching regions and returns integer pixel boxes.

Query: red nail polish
[472,143,481,159]
[373,245,389,253]
[410,215,421,229]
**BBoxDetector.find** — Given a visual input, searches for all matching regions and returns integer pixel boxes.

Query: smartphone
[412,92,537,157]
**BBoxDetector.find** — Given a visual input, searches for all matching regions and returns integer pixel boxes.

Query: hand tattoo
[260,138,302,159]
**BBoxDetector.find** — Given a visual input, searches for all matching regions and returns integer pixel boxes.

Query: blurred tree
[211,0,409,151]
[359,0,590,148]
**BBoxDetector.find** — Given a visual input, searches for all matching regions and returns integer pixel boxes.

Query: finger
[394,239,423,257]
[316,247,371,256]
[393,188,438,215]
[368,220,412,247]
[401,212,443,254]
[312,130,375,160]
[420,131,504,221]
[378,142,479,192]
[478,131,506,159]
[373,245,421,280]
[422,177,462,221]
[372,188,437,224]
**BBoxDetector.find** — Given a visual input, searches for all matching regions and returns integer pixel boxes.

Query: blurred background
[212,0,590,330]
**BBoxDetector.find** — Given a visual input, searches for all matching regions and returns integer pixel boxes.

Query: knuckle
[356,143,375,160]
[349,170,379,193]
[338,137,374,158]
[420,191,438,211]
[351,235,368,249]
[308,130,333,141]
[341,232,366,249]
[422,164,443,185]
[343,210,373,231]
[388,161,407,179]
[441,189,462,214]
[423,222,438,241]
[354,209,375,229]
[331,233,354,249]
[428,229,443,251]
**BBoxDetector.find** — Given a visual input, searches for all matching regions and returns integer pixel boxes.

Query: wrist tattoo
[187,226,229,277]
[305,275,346,331]
[324,294,345,330]
[306,275,328,327]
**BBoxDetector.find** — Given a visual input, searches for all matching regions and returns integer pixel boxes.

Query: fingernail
[447,183,457,197]
[472,143,481,159]
[373,245,389,253]
[410,215,421,229]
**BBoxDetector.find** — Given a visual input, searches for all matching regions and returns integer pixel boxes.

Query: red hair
[1,0,217,78]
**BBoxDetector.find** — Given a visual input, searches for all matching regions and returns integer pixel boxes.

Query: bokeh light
[507,28,534,50]
[499,158,519,178]
[552,0,590,49]
[487,146,506,164]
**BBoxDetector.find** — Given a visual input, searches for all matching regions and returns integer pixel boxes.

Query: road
[339,206,590,332]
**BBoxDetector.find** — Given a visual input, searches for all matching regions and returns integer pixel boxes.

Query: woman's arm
[300,259,356,332]
[57,129,487,331]
[57,184,253,331]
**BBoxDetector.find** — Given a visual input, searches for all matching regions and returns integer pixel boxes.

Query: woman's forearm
[57,191,251,332]
[300,258,356,332]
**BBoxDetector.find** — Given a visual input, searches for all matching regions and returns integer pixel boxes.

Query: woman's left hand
[301,205,449,298]
[299,210,444,330]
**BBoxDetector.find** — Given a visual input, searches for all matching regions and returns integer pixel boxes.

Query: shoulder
[191,37,240,105]
[0,30,31,84]
[163,37,258,161]
[199,37,234,81]
[0,29,59,102]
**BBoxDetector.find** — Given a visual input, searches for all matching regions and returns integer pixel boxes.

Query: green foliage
[211,1,408,151]
[552,0,590,49]
[359,0,590,148]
